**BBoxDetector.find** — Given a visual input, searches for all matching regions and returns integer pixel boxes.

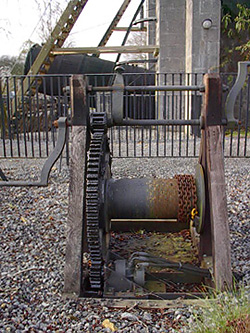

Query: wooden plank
[51,45,159,55]
[206,125,232,290]
[64,76,89,296]
[200,74,232,290]
[64,126,87,296]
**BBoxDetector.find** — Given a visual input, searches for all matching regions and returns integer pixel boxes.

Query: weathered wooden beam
[64,75,89,296]
[206,124,232,290]
[200,74,232,290]
[51,45,159,55]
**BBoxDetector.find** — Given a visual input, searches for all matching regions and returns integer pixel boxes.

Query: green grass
[224,128,249,137]
[182,284,250,333]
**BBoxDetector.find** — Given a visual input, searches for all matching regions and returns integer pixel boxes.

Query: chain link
[174,175,198,224]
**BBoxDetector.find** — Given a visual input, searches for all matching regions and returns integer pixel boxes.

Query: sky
[0,0,143,61]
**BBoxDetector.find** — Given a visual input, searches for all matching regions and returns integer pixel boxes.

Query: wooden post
[200,74,232,290]
[64,75,89,296]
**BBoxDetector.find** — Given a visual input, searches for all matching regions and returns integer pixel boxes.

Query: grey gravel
[0,155,249,332]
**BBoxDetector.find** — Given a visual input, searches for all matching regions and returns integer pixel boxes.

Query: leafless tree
[34,0,73,46]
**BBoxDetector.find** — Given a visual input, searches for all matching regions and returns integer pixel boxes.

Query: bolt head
[202,19,212,29]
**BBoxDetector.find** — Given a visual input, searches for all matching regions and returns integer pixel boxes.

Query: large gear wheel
[85,113,111,294]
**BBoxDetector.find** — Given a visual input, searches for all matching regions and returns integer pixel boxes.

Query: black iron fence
[0,73,249,160]
[0,75,71,159]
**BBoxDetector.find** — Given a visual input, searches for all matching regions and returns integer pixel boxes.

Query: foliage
[0,55,24,76]
[0,40,34,76]
[221,3,250,71]
[182,285,250,333]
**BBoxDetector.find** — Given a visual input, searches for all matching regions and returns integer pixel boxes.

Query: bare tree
[0,19,11,38]
[34,0,73,46]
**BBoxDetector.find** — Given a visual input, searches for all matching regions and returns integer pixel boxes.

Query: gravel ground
[0,156,249,332]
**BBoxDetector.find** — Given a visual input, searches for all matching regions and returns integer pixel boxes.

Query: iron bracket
[225,61,250,127]
[0,117,67,187]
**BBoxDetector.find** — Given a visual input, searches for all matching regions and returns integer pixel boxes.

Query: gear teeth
[86,112,107,293]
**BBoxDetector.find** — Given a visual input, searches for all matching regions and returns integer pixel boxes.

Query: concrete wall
[185,0,221,76]
[155,0,186,73]
[149,0,221,74]
[146,0,221,120]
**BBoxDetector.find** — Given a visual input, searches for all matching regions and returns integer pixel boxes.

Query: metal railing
[0,73,249,161]
[0,75,71,159]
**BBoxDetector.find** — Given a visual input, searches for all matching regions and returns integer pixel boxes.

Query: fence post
[64,75,89,296]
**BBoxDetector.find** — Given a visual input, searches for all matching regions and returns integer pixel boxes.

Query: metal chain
[174,175,198,224]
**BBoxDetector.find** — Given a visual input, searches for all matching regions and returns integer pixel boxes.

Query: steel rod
[91,85,203,92]
[116,119,201,126]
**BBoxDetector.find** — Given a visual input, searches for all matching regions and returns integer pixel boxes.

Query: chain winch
[64,72,234,300]
[82,107,206,297]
